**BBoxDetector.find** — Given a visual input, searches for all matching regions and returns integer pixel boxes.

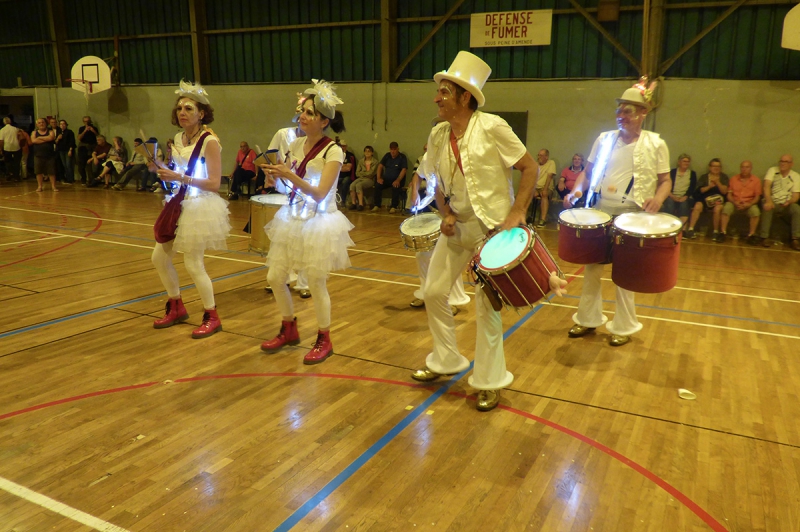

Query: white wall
[4,78,800,179]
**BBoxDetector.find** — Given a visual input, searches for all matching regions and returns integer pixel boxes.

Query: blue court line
[561,294,800,330]
[0,266,265,340]
[273,295,554,531]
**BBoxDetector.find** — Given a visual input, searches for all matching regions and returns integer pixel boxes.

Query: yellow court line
[0,235,71,248]
[0,205,250,239]
[3,223,798,315]
[563,273,800,304]
[545,302,800,340]
[0,476,130,532]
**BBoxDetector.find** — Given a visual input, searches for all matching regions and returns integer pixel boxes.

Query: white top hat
[433,51,491,108]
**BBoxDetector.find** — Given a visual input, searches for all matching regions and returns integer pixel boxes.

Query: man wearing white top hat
[410,51,566,412]
[562,78,671,347]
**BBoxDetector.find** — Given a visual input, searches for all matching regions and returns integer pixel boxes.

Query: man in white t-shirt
[0,117,22,181]
[531,148,556,228]
[758,154,800,250]
[562,79,671,347]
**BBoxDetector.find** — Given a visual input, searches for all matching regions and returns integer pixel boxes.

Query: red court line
[0,207,103,269]
[0,371,726,530]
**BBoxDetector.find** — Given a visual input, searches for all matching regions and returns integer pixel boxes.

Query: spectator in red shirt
[557,153,584,201]
[227,141,257,200]
[719,160,762,244]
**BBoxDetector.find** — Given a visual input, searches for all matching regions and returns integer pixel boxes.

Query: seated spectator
[531,148,556,227]
[336,139,356,206]
[227,141,256,200]
[373,141,408,214]
[350,145,377,211]
[91,136,126,188]
[84,135,111,186]
[112,138,149,190]
[758,154,800,250]
[557,153,584,201]
[719,160,761,244]
[662,153,697,232]
[685,158,729,239]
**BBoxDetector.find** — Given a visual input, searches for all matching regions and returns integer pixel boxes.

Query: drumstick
[255,145,263,155]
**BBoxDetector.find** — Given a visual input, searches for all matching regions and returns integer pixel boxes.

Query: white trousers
[414,250,470,306]
[424,215,513,391]
[573,263,643,336]
[268,264,331,329]
[152,242,216,310]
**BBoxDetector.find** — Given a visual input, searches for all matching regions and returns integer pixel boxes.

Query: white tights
[151,242,216,310]
[267,265,331,329]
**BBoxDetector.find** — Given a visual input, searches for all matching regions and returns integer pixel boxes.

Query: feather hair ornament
[175,80,211,105]
[302,79,343,119]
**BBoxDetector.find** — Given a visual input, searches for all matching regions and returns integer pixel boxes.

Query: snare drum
[611,212,683,293]
[475,226,560,309]
[558,208,612,264]
[250,194,288,254]
[399,213,441,251]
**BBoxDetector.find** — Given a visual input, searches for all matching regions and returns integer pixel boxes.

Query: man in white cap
[562,78,671,347]
[410,51,565,412]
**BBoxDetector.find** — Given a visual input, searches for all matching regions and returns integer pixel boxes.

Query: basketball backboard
[69,56,112,94]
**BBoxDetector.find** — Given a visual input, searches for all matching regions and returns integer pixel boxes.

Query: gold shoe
[452,306,460,316]
[568,325,595,338]
[411,367,444,382]
[299,289,312,299]
[410,298,425,308]
[609,334,631,347]
[476,390,500,412]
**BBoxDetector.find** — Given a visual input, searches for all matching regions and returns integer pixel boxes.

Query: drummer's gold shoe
[410,298,425,308]
[411,367,446,382]
[609,334,631,347]
[476,390,500,412]
[568,325,595,338]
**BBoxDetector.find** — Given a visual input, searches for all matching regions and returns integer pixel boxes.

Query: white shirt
[269,127,300,194]
[588,130,670,215]
[673,169,692,197]
[173,131,220,198]
[0,124,20,151]
[419,112,527,228]
[764,166,800,204]
[536,158,556,189]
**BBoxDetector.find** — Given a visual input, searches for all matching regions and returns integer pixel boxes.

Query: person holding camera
[76,116,99,185]
[684,158,729,240]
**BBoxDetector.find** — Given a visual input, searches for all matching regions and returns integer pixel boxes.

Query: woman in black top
[31,117,57,192]
[55,120,76,184]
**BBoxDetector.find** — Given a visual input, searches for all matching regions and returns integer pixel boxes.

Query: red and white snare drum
[474,225,561,309]
[557,208,612,264]
[611,212,683,293]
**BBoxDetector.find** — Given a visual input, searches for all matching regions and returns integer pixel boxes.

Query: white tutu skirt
[172,192,231,253]
[265,207,355,277]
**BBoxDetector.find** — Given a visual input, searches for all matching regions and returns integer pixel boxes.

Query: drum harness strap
[285,136,335,206]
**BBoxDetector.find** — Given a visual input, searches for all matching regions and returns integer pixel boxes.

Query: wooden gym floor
[0,181,798,532]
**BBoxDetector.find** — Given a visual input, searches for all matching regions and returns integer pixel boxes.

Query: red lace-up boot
[303,330,333,365]
[191,307,222,339]
[153,297,189,329]
[261,318,300,352]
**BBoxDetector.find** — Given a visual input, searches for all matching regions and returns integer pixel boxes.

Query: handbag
[704,194,724,208]
[153,132,211,243]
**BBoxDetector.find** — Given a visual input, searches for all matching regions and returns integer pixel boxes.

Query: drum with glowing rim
[557,208,612,264]
[399,213,442,251]
[475,225,560,309]
[250,194,288,254]
[611,212,683,293]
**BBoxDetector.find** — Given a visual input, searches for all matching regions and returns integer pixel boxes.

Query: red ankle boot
[153,297,189,329]
[261,318,300,352]
[303,330,333,365]
[191,308,222,339]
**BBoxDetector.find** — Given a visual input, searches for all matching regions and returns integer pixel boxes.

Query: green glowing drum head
[479,227,530,270]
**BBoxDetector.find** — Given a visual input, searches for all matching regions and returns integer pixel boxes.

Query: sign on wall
[470,10,552,48]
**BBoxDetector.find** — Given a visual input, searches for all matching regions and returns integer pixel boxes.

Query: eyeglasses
[780,160,792,163]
